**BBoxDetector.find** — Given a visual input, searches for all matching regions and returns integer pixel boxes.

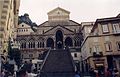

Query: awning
[96,64,104,66]
[32,59,43,63]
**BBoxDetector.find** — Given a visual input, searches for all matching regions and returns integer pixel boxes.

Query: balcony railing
[112,30,120,35]
[105,51,120,56]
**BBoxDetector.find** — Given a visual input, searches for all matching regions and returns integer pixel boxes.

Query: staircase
[39,49,76,77]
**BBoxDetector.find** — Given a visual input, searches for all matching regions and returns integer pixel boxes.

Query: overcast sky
[19,0,120,25]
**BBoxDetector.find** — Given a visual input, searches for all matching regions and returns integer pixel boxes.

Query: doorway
[55,30,63,49]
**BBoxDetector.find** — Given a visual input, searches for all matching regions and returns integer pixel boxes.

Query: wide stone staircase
[39,49,76,77]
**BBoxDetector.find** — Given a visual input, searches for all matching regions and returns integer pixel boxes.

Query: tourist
[0,69,5,77]
[75,71,80,77]
[94,69,99,77]
[89,68,96,77]
[113,68,119,77]
[17,69,27,77]
[105,68,111,77]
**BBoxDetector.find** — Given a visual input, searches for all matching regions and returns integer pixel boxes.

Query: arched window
[74,35,82,47]
[28,42,31,48]
[74,40,77,46]
[28,42,35,48]
[74,39,81,47]
[37,42,40,48]
[77,40,79,46]
[38,42,44,48]
[40,42,42,48]
[21,42,26,48]
[42,42,44,48]
[33,42,35,48]
[21,43,24,48]
[77,38,81,46]
[24,42,26,48]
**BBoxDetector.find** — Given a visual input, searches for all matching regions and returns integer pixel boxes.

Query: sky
[19,0,120,25]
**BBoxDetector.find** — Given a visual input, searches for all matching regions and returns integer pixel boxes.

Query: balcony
[105,51,120,56]
[93,52,103,57]
[112,30,120,35]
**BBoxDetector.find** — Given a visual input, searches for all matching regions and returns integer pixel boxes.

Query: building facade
[81,22,94,39]
[81,14,120,75]
[0,0,20,56]
[17,7,83,63]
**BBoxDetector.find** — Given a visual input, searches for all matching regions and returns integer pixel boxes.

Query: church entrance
[56,30,63,49]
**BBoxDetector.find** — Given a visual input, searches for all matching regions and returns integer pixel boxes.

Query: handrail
[40,48,51,72]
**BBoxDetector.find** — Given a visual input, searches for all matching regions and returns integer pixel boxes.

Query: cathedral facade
[17,7,83,61]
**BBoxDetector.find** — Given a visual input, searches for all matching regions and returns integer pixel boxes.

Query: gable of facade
[36,20,81,35]
[43,25,74,35]
[48,7,70,22]
[37,20,81,27]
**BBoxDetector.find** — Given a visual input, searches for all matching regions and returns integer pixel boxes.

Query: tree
[8,38,21,67]
[8,37,13,60]
[12,48,21,67]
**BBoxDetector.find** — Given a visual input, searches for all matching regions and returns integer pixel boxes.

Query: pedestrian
[27,60,33,72]
[4,70,10,77]
[105,68,111,77]
[94,70,99,77]
[113,68,119,77]
[1,69,5,77]
[18,69,28,77]
[75,71,80,77]
[89,68,96,77]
